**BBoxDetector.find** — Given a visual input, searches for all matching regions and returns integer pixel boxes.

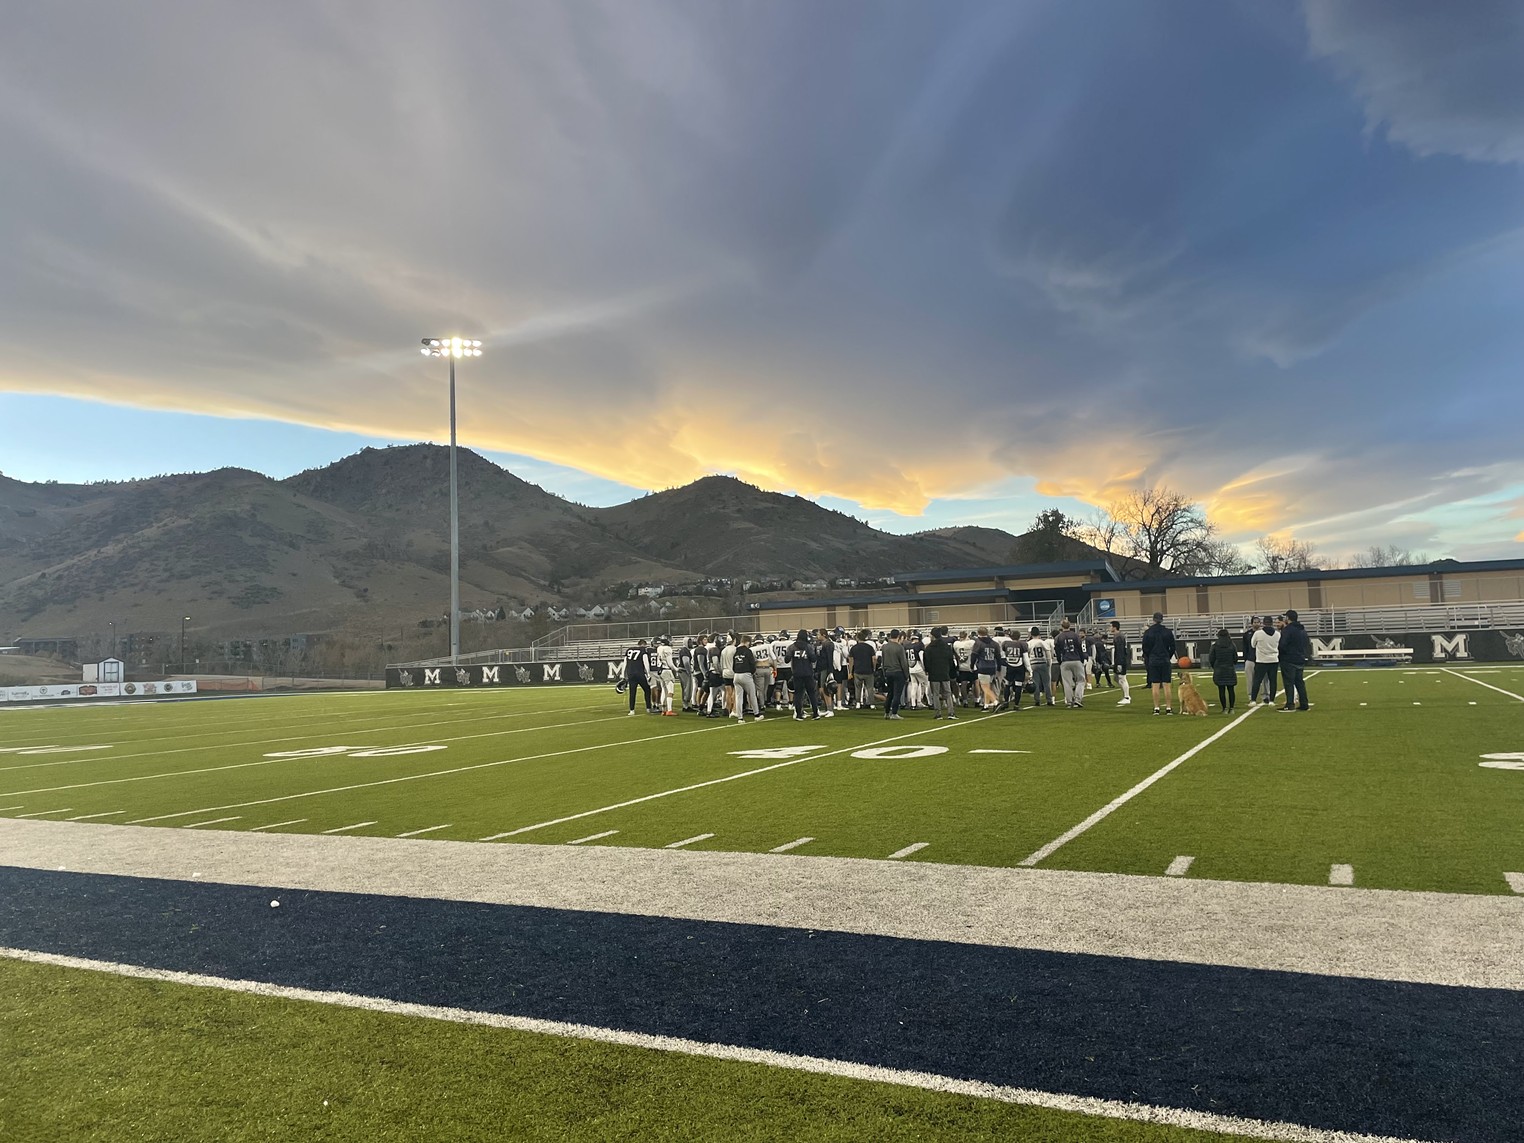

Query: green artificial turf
[3,669,1522,892]
[0,957,1255,1143]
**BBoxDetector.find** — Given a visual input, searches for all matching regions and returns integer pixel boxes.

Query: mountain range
[0,444,1055,643]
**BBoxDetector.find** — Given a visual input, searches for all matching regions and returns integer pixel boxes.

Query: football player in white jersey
[655,636,679,715]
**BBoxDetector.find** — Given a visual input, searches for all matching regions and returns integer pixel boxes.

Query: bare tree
[1255,536,1323,574]
[1076,487,1226,579]
[1346,544,1429,568]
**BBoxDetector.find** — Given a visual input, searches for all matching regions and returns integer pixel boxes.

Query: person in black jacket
[1140,612,1177,715]
[789,631,824,720]
[923,627,959,719]
[1278,609,1312,712]
[1207,627,1239,714]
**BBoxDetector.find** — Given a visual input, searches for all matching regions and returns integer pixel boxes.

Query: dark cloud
[1304,0,1524,164]
[0,0,1520,558]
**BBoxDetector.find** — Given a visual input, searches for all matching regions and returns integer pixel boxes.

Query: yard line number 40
[262,745,447,759]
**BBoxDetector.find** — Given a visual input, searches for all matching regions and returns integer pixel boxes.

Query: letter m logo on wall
[541,664,562,682]
[480,667,500,684]
[1431,633,1471,660]
[423,668,442,685]
[608,661,626,681]
[1311,637,1344,657]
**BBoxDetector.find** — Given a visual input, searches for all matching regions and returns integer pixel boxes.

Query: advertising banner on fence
[385,630,1524,690]
[1,680,199,704]
[387,661,622,689]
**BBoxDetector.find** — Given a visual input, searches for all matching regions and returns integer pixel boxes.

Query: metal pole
[180,617,187,673]
[449,354,460,665]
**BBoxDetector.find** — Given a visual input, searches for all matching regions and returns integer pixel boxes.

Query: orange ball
[1176,655,1192,669]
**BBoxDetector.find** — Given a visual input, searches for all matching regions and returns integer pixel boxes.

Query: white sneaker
[1117,698,1131,705]
[627,710,636,716]
[755,715,765,721]
[822,709,835,718]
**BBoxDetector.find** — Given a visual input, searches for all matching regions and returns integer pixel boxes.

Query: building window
[1195,584,1210,613]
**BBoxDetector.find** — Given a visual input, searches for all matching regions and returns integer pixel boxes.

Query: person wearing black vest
[1242,617,1262,703]
[731,636,763,721]
[1054,619,1088,709]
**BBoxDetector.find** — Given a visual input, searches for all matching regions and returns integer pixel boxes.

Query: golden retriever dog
[1177,672,1209,717]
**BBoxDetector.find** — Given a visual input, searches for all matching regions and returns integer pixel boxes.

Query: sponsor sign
[386,662,619,689]
[1,680,196,704]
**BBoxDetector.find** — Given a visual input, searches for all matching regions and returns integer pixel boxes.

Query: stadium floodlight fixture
[419,336,485,664]
[420,337,482,358]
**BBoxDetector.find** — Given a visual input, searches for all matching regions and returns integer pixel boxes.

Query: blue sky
[2,1,1521,559]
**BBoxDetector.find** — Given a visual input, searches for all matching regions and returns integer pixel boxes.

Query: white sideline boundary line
[247,819,307,832]
[887,842,929,860]
[1330,864,1355,887]
[1505,873,1524,895]
[1165,856,1194,877]
[65,810,124,820]
[0,947,1425,1143]
[321,821,377,835]
[122,720,739,826]
[483,716,1005,841]
[1020,705,1260,867]
[183,817,241,830]
[1441,668,1524,702]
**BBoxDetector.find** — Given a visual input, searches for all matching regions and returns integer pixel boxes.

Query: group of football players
[618,620,1138,721]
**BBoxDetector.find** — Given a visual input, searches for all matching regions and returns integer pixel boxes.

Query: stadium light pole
[180,616,190,673]
[420,337,484,664]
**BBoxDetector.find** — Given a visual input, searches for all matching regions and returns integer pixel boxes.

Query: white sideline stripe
[1441,668,1524,702]
[321,821,377,835]
[121,721,738,826]
[1165,856,1194,877]
[183,817,241,830]
[65,810,125,821]
[887,842,929,860]
[396,824,452,838]
[1021,706,1260,867]
[247,819,307,832]
[15,808,71,818]
[664,833,714,850]
[567,830,618,846]
[0,947,1425,1143]
[1330,865,1355,887]
[770,837,814,853]
[484,716,1004,841]
[0,806,24,811]
[1504,872,1523,895]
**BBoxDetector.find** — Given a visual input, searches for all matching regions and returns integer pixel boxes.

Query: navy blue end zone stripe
[2,867,1518,1143]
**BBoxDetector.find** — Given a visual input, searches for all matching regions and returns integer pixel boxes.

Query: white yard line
[120,720,738,826]
[0,946,1440,1143]
[1441,668,1524,702]
[1020,706,1260,867]
[1165,856,1194,877]
[14,808,71,818]
[183,817,241,829]
[64,811,125,821]
[769,837,815,853]
[1503,872,1523,895]
[321,822,377,835]
[664,833,714,850]
[396,824,453,838]
[567,830,618,846]
[887,842,929,860]
[1330,864,1355,887]
[2,710,644,798]
[247,819,307,832]
[483,716,1004,842]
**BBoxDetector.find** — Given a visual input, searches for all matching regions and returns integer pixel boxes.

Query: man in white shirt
[1250,616,1281,707]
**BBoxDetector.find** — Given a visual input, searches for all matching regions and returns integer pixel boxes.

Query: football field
[2,667,1522,1141]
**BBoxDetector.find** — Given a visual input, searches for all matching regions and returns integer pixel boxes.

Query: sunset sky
[3,1,1521,561]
